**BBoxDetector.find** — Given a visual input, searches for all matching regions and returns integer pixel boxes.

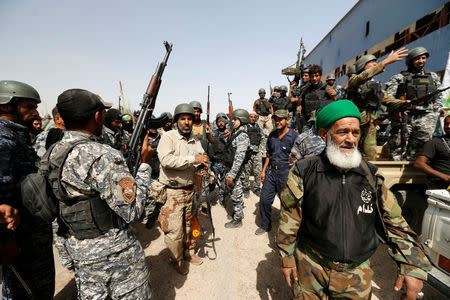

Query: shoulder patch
[118,177,137,204]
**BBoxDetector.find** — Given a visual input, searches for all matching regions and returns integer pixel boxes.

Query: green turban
[315,100,362,130]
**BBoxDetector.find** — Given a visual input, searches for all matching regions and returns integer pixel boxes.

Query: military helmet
[301,65,311,74]
[231,109,250,125]
[406,47,429,66]
[164,111,173,122]
[326,74,336,81]
[189,100,203,112]
[215,112,228,123]
[355,54,377,73]
[173,103,195,121]
[0,80,41,105]
[274,86,280,91]
[347,64,357,77]
[279,85,288,92]
[258,88,266,94]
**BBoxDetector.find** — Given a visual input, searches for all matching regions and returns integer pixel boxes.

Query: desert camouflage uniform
[348,63,404,160]
[157,129,204,261]
[277,159,432,299]
[385,70,442,161]
[51,130,152,300]
[0,118,55,300]
[243,123,266,195]
[191,121,210,213]
[254,98,273,134]
[289,127,325,164]
[226,127,250,221]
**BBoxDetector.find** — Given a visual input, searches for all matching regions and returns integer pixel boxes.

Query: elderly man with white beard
[276,100,431,300]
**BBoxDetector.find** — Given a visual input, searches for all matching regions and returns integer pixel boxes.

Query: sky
[0,0,359,118]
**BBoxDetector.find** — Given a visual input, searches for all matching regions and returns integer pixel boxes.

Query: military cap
[272,109,289,119]
[57,89,107,121]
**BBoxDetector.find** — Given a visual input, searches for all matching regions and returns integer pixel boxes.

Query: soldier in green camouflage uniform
[348,48,408,160]
[277,100,431,300]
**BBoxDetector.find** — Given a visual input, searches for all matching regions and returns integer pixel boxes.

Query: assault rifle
[227,92,233,117]
[207,85,211,124]
[392,86,450,113]
[125,41,173,176]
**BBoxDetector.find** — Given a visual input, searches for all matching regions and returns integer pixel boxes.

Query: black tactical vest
[51,139,126,240]
[223,130,250,170]
[255,98,271,116]
[272,96,291,112]
[396,70,437,100]
[211,130,227,162]
[295,155,379,263]
[350,81,384,111]
[247,124,262,146]
[303,84,332,116]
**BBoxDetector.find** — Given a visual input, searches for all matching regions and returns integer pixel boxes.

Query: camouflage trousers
[257,115,272,135]
[292,244,373,299]
[229,174,245,221]
[359,121,377,161]
[73,240,150,300]
[404,112,438,161]
[158,187,194,261]
[243,151,262,193]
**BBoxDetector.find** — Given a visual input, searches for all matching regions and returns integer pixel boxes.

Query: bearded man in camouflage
[53,89,154,299]
[277,100,431,300]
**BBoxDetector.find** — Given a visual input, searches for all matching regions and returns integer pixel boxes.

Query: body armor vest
[255,98,271,116]
[52,139,126,240]
[396,70,437,101]
[349,81,384,111]
[247,124,262,146]
[303,84,332,116]
[211,130,227,162]
[223,130,250,170]
[272,96,290,112]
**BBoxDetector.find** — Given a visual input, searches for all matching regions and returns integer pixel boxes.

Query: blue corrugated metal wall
[304,0,449,86]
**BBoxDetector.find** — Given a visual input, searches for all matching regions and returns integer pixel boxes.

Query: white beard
[325,132,362,170]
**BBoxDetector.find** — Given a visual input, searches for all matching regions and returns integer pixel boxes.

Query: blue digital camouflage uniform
[289,127,325,163]
[33,129,49,158]
[385,70,442,161]
[51,130,152,300]
[0,118,55,300]
[226,127,250,221]
[277,158,432,299]
[243,123,266,195]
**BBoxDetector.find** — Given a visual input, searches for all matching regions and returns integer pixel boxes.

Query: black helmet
[406,47,429,66]
[174,103,195,121]
[355,55,377,73]
[231,109,250,125]
[0,80,41,105]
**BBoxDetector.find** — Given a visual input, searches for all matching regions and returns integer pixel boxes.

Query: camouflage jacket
[33,129,49,158]
[277,158,432,280]
[385,70,443,112]
[348,63,404,115]
[289,127,325,164]
[226,126,250,179]
[51,131,152,264]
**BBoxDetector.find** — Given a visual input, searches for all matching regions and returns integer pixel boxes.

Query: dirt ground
[53,188,444,299]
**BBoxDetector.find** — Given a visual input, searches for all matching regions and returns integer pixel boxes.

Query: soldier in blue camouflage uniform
[223,109,251,228]
[278,101,431,299]
[289,125,325,164]
[243,111,266,197]
[385,47,444,161]
[52,89,153,299]
[210,113,229,206]
[34,106,66,158]
[0,80,55,299]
